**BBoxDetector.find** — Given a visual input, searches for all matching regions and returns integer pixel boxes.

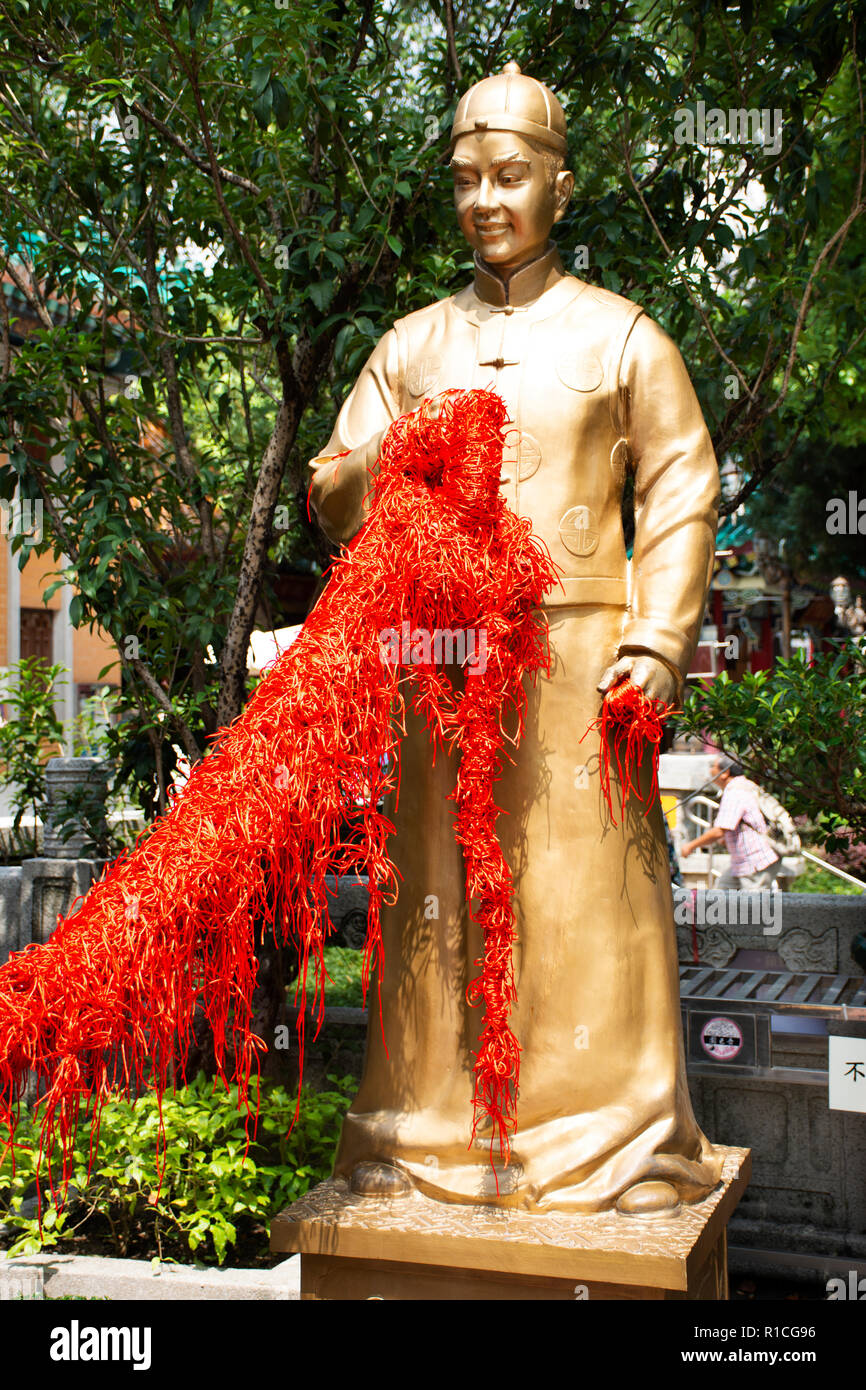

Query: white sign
[829,1036,866,1112]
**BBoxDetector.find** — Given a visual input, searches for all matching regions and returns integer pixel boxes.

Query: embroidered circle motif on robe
[559,505,600,556]
[407,358,442,398]
[556,351,604,393]
[501,428,542,481]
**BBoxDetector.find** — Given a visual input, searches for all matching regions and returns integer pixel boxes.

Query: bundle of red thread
[0,386,672,1189]
[585,678,673,827]
[0,389,559,1182]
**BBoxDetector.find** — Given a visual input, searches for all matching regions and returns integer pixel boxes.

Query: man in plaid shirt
[681,755,781,888]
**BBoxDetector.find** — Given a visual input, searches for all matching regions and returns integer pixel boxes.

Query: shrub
[0,1072,355,1265]
[308,946,364,1007]
[0,658,66,857]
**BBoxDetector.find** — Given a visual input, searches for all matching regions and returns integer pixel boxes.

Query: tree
[0,0,457,807]
[0,0,863,816]
[745,440,866,588]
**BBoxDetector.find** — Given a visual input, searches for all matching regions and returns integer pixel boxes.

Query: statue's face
[830,578,851,608]
[450,130,570,271]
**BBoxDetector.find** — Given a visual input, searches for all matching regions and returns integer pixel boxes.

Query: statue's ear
[553,169,574,221]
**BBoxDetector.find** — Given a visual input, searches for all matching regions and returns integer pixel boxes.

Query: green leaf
[271,78,291,130]
[250,63,272,98]
[252,85,273,131]
[307,281,334,312]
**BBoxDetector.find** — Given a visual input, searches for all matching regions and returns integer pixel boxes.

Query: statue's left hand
[597,651,679,706]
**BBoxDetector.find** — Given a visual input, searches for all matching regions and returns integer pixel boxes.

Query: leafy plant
[0,658,66,856]
[48,780,115,860]
[0,1073,356,1266]
[73,687,119,760]
[679,640,866,855]
[793,860,862,896]
[307,946,364,1008]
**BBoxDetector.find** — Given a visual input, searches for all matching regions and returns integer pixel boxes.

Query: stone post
[42,756,110,859]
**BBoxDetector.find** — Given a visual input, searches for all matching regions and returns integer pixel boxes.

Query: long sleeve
[617,314,720,680]
[309,327,402,545]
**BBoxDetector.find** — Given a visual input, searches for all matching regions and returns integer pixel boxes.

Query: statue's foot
[349,1160,412,1198]
[615,1180,681,1218]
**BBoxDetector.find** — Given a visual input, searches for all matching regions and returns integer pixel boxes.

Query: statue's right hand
[308,429,387,545]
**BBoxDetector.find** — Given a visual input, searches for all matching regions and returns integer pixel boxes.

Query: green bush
[792,861,863,896]
[0,657,66,857]
[0,1072,355,1266]
[307,946,364,1007]
[679,640,866,854]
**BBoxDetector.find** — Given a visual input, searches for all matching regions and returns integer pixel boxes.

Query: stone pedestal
[43,756,110,859]
[271,1146,750,1301]
[19,857,108,949]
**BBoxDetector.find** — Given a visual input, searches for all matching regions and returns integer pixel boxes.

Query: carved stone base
[271,1146,750,1301]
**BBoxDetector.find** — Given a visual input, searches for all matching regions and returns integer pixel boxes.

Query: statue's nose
[474,176,499,213]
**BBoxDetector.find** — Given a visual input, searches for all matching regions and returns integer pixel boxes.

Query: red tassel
[584,679,671,827]
[0,388,559,1187]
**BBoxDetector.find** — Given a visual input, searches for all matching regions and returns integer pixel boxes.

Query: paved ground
[0,1252,301,1301]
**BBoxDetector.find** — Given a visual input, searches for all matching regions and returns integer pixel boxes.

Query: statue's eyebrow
[449,152,530,170]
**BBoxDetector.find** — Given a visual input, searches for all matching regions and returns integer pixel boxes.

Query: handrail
[800,849,866,891]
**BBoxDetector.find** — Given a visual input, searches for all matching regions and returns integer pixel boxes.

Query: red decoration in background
[0,388,670,1191]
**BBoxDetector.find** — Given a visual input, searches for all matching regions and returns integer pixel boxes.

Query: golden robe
[309,243,725,1210]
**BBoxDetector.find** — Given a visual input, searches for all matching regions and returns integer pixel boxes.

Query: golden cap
[450,63,567,155]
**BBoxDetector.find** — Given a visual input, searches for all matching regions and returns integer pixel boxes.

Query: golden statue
[308,64,724,1215]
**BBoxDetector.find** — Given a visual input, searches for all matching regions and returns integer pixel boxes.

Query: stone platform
[271,1146,750,1300]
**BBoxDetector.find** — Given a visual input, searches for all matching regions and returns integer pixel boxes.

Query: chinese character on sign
[829,1037,866,1113]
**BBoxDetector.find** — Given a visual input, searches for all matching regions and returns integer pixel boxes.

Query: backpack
[747,783,802,856]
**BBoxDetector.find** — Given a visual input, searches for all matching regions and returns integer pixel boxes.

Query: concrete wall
[689,1042,866,1272]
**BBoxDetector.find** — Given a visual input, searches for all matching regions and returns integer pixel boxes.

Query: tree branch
[142,217,218,564]
[130,657,202,763]
[216,396,298,726]
[130,100,262,197]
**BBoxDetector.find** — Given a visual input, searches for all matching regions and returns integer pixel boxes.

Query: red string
[0,395,678,1196]
[583,678,671,827]
[0,389,560,1191]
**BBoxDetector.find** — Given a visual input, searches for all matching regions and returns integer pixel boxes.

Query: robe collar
[472,241,565,307]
